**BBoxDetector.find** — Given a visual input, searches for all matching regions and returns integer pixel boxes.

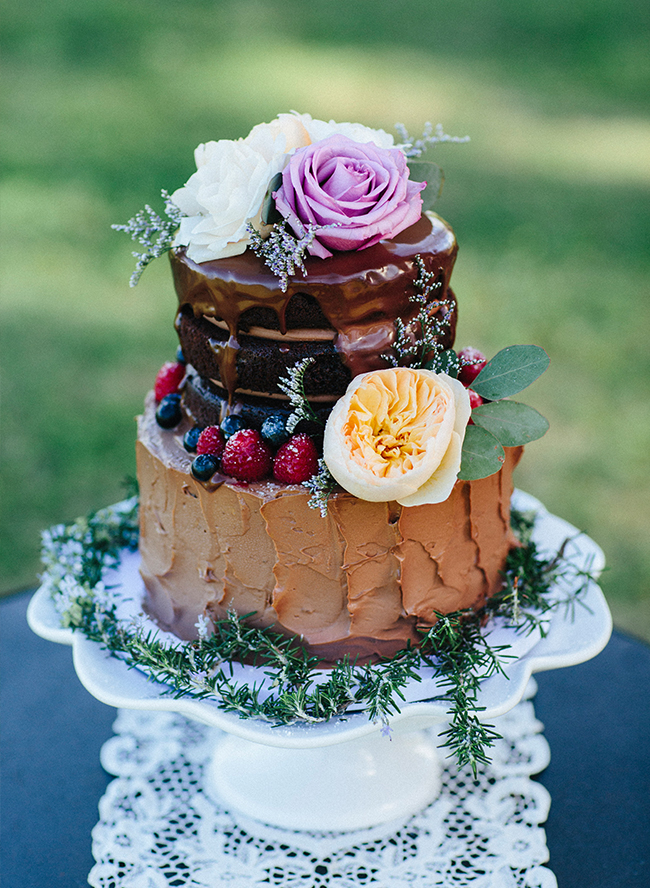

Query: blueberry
[191,454,219,481]
[176,345,186,364]
[155,394,182,429]
[220,415,246,440]
[261,413,289,448]
[183,426,204,453]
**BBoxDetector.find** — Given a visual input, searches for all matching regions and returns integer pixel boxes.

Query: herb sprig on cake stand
[40,498,594,776]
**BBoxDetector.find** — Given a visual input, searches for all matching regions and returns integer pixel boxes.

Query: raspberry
[468,389,483,410]
[273,434,319,484]
[221,429,273,482]
[154,361,185,402]
[457,347,487,387]
[196,426,226,459]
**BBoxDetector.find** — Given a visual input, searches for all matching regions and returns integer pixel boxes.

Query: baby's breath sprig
[277,357,322,433]
[395,122,470,158]
[40,499,593,772]
[112,190,184,287]
[247,221,319,292]
[382,254,454,370]
[303,459,337,516]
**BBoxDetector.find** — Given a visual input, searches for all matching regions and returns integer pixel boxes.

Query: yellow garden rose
[323,367,471,506]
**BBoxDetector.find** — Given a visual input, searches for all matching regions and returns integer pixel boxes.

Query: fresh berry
[468,389,483,410]
[191,454,219,481]
[155,393,182,429]
[176,345,186,364]
[221,429,273,482]
[183,426,204,453]
[457,347,487,387]
[154,361,185,402]
[196,426,226,459]
[220,415,247,440]
[261,413,289,448]
[273,434,319,484]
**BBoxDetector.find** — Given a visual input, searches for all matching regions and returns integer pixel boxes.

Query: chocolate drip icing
[171,213,458,402]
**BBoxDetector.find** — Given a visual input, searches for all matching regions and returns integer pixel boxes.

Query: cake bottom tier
[137,395,522,663]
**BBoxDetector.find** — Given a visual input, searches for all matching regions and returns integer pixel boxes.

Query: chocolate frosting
[170,213,458,400]
[137,395,522,663]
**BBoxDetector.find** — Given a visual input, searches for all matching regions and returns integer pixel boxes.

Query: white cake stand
[28,491,612,832]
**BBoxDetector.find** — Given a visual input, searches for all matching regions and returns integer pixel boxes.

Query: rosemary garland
[40,499,592,775]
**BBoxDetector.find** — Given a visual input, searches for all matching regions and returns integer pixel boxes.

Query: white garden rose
[323,367,471,506]
[292,112,396,150]
[171,115,312,263]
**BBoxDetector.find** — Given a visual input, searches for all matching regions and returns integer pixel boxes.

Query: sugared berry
[261,413,289,448]
[191,454,219,481]
[468,389,483,410]
[176,345,186,364]
[155,393,182,429]
[457,347,487,387]
[221,429,273,482]
[196,426,226,459]
[154,361,185,402]
[220,415,246,440]
[183,426,204,453]
[273,434,319,484]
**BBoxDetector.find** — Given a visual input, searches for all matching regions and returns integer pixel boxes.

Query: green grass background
[2,0,649,638]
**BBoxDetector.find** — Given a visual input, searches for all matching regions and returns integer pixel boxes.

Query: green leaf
[458,424,505,480]
[408,161,444,211]
[424,348,459,377]
[471,345,549,401]
[261,172,283,225]
[471,400,549,447]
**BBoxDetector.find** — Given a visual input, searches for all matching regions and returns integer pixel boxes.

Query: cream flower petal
[397,429,463,506]
[323,368,470,505]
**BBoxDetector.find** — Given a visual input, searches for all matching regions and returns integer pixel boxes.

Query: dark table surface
[2,589,649,888]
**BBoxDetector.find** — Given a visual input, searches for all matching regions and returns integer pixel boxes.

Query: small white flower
[195,613,211,640]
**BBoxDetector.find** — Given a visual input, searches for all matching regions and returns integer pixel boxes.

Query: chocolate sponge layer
[177,308,352,399]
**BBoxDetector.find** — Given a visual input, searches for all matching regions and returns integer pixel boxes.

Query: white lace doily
[88,678,556,888]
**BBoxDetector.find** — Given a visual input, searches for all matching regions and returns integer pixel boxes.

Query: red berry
[457,347,487,387]
[196,426,226,459]
[221,429,273,482]
[154,361,185,402]
[273,434,319,484]
[468,389,483,410]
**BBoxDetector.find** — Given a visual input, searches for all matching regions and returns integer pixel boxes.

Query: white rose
[171,115,312,264]
[292,112,395,150]
[323,368,471,507]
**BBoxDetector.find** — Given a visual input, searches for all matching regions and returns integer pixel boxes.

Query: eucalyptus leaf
[424,348,459,377]
[261,171,283,225]
[408,161,444,211]
[471,400,549,447]
[458,424,505,480]
[471,345,549,401]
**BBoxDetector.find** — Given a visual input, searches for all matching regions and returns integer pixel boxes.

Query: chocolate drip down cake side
[121,113,548,664]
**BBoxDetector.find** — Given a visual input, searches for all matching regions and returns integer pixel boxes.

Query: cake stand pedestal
[28,492,611,833]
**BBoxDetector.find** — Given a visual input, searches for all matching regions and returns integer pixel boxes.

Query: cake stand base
[207,727,442,831]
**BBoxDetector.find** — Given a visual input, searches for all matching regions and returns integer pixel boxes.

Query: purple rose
[273,134,425,259]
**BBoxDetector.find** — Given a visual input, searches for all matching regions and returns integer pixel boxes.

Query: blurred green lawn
[2,0,649,638]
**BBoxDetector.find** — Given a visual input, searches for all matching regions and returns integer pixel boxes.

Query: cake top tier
[170,212,458,381]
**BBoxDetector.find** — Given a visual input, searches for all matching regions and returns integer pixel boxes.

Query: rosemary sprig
[40,498,593,773]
